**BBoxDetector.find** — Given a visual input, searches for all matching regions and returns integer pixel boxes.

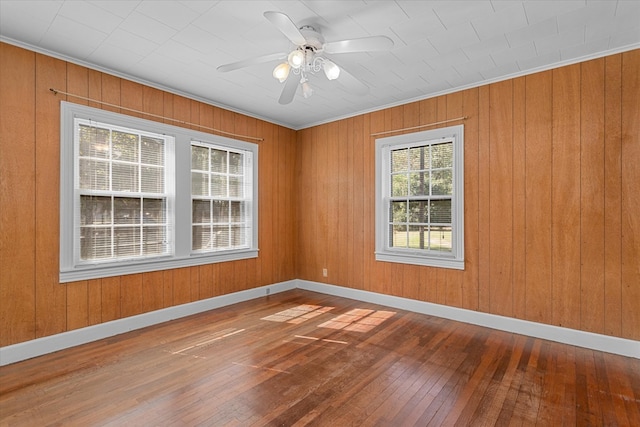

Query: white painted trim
[2,279,637,365]
[296,280,640,359]
[0,280,296,366]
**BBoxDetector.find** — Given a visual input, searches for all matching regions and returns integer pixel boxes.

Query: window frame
[375,125,464,270]
[60,102,258,283]
[190,140,254,254]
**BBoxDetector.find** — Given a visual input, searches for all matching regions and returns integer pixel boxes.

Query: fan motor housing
[299,26,324,50]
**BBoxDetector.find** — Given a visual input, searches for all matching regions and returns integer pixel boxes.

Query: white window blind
[75,119,173,263]
[191,143,253,252]
[388,141,453,252]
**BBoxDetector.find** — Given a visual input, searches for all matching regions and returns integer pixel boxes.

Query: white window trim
[60,102,258,283]
[190,140,254,254]
[375,124,464,270]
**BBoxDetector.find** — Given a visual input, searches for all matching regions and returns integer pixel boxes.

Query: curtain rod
[370,116,468,137]
[49,88,263,142]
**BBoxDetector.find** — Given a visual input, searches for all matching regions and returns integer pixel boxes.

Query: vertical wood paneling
[66,280,88,331]
[461,88,480,311]
[444,92,464,308]
[345,118,354,288]
[328,121,340,284]
[258,120,274,286]
[363,112,374,293]
[0,44,36,346]
[87,278,102,325]
[620,50,640,340]
[100,74,120,113]
[275,125,288,283]
[580,58,606,334]
[35,54,68,337]
[162,266,174,308]
[268,120,288,283]
[352,115,365,290]
[552,64,581,330]
[189,101,202,298]
[296,128,312,281]
[120,80,143,118]
[317,124,329,283]
[1,42,638,346]
[172,268,191,306]
[488,81,514,317]
[512,77,527,320]
[101,276,121,322]
[121,274,143,318]
[524,71,552,323]
[142,271,164,313]
[603,55,622,337]
[477,85,491,313]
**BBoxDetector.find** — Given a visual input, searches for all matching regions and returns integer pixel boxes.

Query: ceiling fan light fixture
[273,62,290,82]
[301,80,313,98]
[322,59,340,80]
[287,50,305,69]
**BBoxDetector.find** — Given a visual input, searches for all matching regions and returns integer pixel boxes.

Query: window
[191,143,252,252]
[375,125,464,269]
[60,102,258,283]
[76,120,173,263]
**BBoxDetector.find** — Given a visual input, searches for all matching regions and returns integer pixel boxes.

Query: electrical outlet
[322,268,328,277]
[266,287,270,295]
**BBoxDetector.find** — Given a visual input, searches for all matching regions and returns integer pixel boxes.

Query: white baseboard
[296,280,640,359]
[0,280,297,366]
[2,278,637,365]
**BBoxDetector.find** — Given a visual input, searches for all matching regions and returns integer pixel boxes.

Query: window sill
[60,249,259,283]
[375,251,464,270]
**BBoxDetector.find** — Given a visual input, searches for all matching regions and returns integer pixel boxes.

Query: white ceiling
[1,1,639,129]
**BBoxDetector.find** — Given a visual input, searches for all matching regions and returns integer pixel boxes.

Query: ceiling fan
[217,11,394,105]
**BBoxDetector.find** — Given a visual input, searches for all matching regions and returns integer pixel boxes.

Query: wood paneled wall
[1,43,638,347]
[0,43,297,347]
[295,50,640,341]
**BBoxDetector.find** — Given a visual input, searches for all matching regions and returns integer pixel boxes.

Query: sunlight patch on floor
[261,304,334,324]
[318,309,396,332]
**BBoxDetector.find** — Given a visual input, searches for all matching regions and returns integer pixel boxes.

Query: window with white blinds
[77,120,172,262]
[375,125,464,270]
[60,102,258,283]
[191,143,252,253]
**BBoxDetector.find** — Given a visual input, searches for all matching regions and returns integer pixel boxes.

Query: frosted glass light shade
[322,60,340,80]
[273,63,290,82]
[288,50,305,69]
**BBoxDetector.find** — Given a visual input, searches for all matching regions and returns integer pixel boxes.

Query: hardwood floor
[1,289,638,426]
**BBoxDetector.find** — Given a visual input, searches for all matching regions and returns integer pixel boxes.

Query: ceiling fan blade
[264,11,307,46]
[324,36,394,54]
[278,73,299,105]
[333,63,369,96]
[217,52,286,73]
